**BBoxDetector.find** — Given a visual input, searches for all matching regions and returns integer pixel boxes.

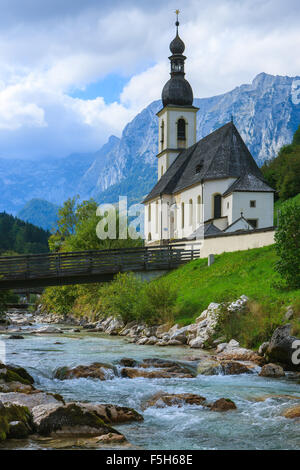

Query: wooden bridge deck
[0,245,200,290]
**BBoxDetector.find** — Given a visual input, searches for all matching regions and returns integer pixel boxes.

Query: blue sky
[0,0,299,160]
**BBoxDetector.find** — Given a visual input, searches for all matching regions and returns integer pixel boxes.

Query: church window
[213,194,222,219]
[181,202,185,229]
[155,201,159,233]
[148,204,151,222]
[227,202,229,209]
[177,119,186,141]
[161,166,164,177]
[148,233,152,241]
[250,200,256,208]
[189,199,193,225]
[197,195,201,223]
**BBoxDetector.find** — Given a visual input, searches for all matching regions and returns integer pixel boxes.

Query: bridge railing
[0,245,200,284]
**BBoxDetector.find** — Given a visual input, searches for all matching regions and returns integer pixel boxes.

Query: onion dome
[170,33,185,54]
[162,77,193,107]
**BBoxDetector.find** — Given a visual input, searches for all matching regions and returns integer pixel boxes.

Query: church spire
[161,11,193,107]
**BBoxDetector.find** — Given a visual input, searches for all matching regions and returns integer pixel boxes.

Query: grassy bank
[41,244,300,349]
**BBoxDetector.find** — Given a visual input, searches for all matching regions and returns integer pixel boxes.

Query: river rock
[219,360,255,375]
[209,398,237,412]
[35,326,63,334]
[105,318,124,335]
[119,358,138,367]
[217,341,264,366]
[79,403,143,424]
[282,405,300,419]
[54,363,115,381]
[156,323,170,338]
[259,363,285,378]
[142,392,206,409]
[31,402,121,437]
[121,367,193,379]
[0,402,33,441]
[265,324,300,370]
[0,363,34,385]
[0,382,35,394]
[189,337,205,349]
[258,342,270,356]
[8,335,24,340]
[0,391,64,409]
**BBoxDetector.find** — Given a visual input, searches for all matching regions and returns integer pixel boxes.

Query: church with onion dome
[143,14,275,243]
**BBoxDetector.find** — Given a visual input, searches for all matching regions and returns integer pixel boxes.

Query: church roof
[143,122,268,203]
[223,172,275,196]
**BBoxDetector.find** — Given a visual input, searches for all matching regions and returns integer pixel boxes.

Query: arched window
[155,201,159,233]
[148,204,151,222]
[189,199,193,225]
[197,195,201,223]
[177,119,186,141]
[161,166,164,177]
[181,202,185,229]
[148,232,152,241]
[213,194,222,219]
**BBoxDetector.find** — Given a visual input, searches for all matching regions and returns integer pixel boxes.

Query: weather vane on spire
[175,9,180,32]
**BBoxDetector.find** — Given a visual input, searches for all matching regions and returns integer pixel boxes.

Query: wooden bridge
[0,245,199,290]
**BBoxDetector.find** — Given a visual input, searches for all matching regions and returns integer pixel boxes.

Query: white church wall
[202,178,236,221]
[231,192,274,228]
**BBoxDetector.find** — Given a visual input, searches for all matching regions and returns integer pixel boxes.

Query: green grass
[156,244,300,328]
[274,193,300,225]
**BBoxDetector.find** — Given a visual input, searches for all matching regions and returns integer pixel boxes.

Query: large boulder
[0,363,34,386]
[0,401,33,441]
[259,363,285,378]
[79,403,143,424]
[31,402,122,437]
[121,367,193,379]
[0,391,64,410]
[34,326,63,334]
[265,324,300,370]
[54,363,116,381]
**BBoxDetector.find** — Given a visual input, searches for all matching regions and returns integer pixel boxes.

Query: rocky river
[0,310,300,450]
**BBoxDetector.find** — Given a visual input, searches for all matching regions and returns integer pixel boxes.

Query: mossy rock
[0,364,34,385]
[0,402,33,441]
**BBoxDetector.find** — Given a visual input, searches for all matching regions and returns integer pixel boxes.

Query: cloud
[0,0,299,159]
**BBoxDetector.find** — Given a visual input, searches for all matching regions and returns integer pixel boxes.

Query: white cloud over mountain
[0,0,299,159]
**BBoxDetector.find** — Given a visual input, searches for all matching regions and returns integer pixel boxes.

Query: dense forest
[261,125,300,200]
[0,212,50,255]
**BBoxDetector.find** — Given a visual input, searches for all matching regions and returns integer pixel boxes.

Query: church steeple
[162,11,193,107]
[156,11,198,181]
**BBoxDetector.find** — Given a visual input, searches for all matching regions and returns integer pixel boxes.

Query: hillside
[17,199,59,231]
[0,213,50,254]
[2,72,300,222]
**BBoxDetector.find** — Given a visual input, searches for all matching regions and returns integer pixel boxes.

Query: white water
[1,325,300,450]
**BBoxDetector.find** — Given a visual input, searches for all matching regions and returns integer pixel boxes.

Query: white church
[143,18,274,244]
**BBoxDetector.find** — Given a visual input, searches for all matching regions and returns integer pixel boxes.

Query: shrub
[98,273,144,324]
[135,280,177,326]
[275,198,300,288]
[41,285,78,317]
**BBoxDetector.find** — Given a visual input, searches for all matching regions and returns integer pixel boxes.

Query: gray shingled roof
[223,172,275,196]
[143,122,266,203]
[187,221,222,240]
